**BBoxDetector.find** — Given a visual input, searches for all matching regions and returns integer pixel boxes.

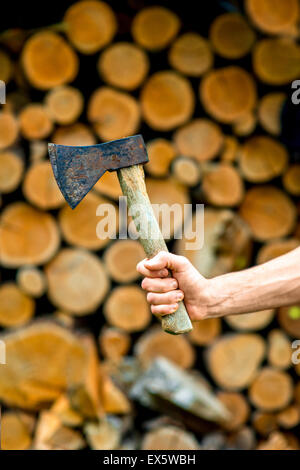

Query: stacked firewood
[0,0,300,450]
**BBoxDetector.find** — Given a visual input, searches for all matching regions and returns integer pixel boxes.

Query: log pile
[0,0,300,450]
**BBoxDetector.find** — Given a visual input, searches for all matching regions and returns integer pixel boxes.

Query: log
[253,411,278,436]
[1,411,32,450]
[104,285,151,333]
[52,123,96,146]
[210,13,255,59]
[277,405,300,429]
[59,192,118,250]
[50,395,83,428]
[88,87,140,141]
[101,374,131,414]
[268,329,292,370]
[23,161,65,209]
[239,136,288,183]
[0,111,19,149]
[141,426,199,450]
[168,32,213,76]
[94,170,122,200]
[99,327,131,363]
[64,0,117,54]
[0,202,60,267]
[258,92,286,136]
[135,327,195,369]
[206,334,266,390]
[249,368,293,411]
[253,38,300,85]
[141,71,194,131]
[146,138,176,177]
[45,248,110,315]
[225,310,275,332]
[29,140,48,163]
[233,111,257,137]
[98,42,149,90]
[245,0,299,35]
[104,239,145,283]
[45,86,84,125]
[220,136,239,163]
[202,163,244,207]
[200,66,257,124]
[172,157,201,187]
[34,411,85,450]
[84,419,121,450]
[283,165,300,196]
[0,150,24,193]
[19,104,53,140]
[0,49,12,82]
[217,392,250,431]
[258,431,292,450]
[173,118,224,162]
[256,238,299,264]
[21,31,79,89]
[132,6,180,51]
[278,305,300,338]
[16,266,46,298]
[239,186,296,241]
[188,318,221,346]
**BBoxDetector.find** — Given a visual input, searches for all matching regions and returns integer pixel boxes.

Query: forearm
[205,247,300,317]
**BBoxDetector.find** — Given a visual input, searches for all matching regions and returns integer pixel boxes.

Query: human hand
[137,251,209,321]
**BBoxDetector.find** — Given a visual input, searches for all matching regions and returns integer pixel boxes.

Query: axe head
[48,134,148,209]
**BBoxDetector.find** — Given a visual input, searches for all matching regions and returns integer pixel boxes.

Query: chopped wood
[132,6,180,51]
[104,240,145,283]
[134,327,195,369]
[23,161,65,209]
[220,136,240,163]
[45,86,84,125]
[88,87,140,141]
[29,140,48,163]
[146,138,176,177]
[256,238,299,264]
[210,13,255,59]
[84,418,121,450]
[252,411,278,436]
[172,157,201,187]
[189,318,221,346]
[173,118,224,162]
[233,111,257,137]
[0,202,60,267]
[1,411,32,450]
[19,104,53,140]
[141,71,194,131]
[283,165,300,196]
[258,92,286,136]
[239,136,288,183]
[16,266,46,298]
[168,33,213,76]
[202,163,244,207]
[207,333,266,390]
[104,285,151,332]
[217,392,250,431]
[200,66,257,124]
[59,192,118,250]
[45,248,110,315]
[253,38,300,85]
[99,327,131,363]
[225,310,275,332]
[0,149,24,193]
[278,305,300,338]
[239,186,296,241]
[101,374,131,414]
[257,431,292,450]
[50,395,83,428]
[64,0,117,54]
[268,329,292,370]
[249,368,293,412]
[245,0,299,35]
[21,31,79,89]
[0,49,12,82]
[94,170,122,200]
[0,111,19,149]
[34,411,85,450]
[52,123,96,146]
[98,42,149,90]
[142,426,199,450]
[277,405,300,429]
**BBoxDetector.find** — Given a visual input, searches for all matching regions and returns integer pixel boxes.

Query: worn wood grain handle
[117,165,193,335]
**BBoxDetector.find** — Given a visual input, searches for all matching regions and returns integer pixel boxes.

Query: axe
[48,134,193,335]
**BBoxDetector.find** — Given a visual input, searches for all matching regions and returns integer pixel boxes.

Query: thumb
[144,252,184,271]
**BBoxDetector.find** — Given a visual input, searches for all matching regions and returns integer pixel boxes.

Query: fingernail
[177,294,183,301]
[172,281,177,288]
[171,304,178,313]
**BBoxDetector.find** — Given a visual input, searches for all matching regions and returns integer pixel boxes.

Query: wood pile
[0,0,300,450]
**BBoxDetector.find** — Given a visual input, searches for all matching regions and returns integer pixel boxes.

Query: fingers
[137,260,168,278]
[137,252,187,275]
[147,289,184,306]
[151,304,179,317]
[141,277,178,293]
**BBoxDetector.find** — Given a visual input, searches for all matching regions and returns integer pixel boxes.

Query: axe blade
[48,135,148,209]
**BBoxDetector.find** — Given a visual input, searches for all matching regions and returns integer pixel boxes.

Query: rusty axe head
[48,134,148,209]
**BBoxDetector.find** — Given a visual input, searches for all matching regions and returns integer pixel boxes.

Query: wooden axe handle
[117,165,193,335]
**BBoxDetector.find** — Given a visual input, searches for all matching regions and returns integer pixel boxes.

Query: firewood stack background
[0,0,300,450]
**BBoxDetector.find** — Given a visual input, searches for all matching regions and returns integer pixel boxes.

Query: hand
[137,252,209,321]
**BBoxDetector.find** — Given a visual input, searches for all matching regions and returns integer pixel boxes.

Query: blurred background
[0,0,300,451]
